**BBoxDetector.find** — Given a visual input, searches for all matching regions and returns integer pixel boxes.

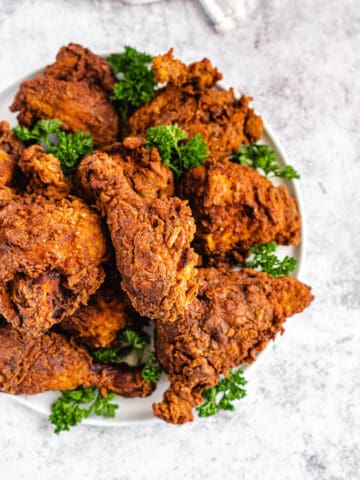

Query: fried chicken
[0,325,154,397]
[153,267,313,424]
[60,282,131,349]
[75,136,174,203]
[76,145,312,424]
[10,44,119,147]
[77,148,199,321]
[0,121,24,208]
[128,49,263,158]
[19,145,70,199]
[179,159,301,264]
[0,194,107,337]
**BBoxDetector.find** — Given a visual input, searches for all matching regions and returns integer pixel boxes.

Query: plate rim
[0,70,306,427]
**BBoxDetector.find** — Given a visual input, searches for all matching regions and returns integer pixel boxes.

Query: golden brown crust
[19,145,70,199]
[77,150,199,321]
[10,77,119,147]
[60,284,130,349]
[179,159,301,264]
[0,326,154,397]
[0,195,107,336]
[0,121,24,161]
[44,43,117,94]
[153,268,314,423]
[128,50,262,158]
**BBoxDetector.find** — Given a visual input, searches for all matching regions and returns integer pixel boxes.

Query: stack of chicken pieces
[0,44,313,424]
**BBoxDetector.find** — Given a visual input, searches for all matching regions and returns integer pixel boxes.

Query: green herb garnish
[232,144,300,179]
[197,369,247,418]
[107,46,156,124]
[92,327,162,382]
[246,242,297,277]
[146,124,209,178]
[92,345,133,364]
[141,351,162,382]
[13,119,93,175]
[49,387,118,434]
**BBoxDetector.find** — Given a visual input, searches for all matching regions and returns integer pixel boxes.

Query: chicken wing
[0,325,153,397]
[128,49,263,158]
[153,267,313,424]
[77,148,199,321]
[10,45,119,147]
[179,159,300,264]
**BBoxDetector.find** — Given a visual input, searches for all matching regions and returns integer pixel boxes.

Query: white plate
[0,67,305,427]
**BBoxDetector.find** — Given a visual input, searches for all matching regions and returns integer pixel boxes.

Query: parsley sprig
[92,328,162,383]
[107,46,156,125]
[13,119,93,175]
[246,242,297,277]
[49,387,118,434]
[197,369,247,418]
[146,124,209,178]
[232,144,300,179]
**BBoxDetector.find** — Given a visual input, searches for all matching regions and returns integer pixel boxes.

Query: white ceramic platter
[0,67,305,427]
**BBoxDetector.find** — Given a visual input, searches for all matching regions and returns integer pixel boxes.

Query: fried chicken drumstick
[179,158,301,264]
[0,325,153,397]
[77,146,199,322]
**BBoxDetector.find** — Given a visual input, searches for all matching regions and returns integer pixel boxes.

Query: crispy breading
[60,283,131,349]
[10,45,119,147]
[19,145,70,199]
[179,159,300,264]
[77,149,199,321]
[0,194,107,336]
[44,43,116,94]
[153,268,313,423]
[0,325,154,397]
[128,50,263,158]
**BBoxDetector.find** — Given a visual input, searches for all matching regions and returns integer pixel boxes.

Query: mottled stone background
[0,0,359,479]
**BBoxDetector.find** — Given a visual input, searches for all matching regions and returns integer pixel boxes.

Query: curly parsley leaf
[107,46,156,125]
[48,130,93,175]
[146,124,209,178]
[92,345,133,364]
[13,119,62,149]
[49,387,118,434]
[141,351,162,382]
[231,144,300,179]
[12,119,93,175]
[246,242,297,277]
[197,369,247,418]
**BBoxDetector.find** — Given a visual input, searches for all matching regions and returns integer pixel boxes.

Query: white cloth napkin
[121,0,254,33]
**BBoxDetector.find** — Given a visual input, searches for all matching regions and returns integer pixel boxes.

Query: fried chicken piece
[0,325,154,397]
[0,121,25,207]
[44,43,116,94]
[128,50,263,158]
[0,194,107,336]
[0,121,24,160]
[179,159,301,264]
[19,145,70,199]
[76,136,174,202]
[153,268,314,424]
[60,283,131,349]
[152,48,222,89]
[10,45,119,147]
[77,149,198,321]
